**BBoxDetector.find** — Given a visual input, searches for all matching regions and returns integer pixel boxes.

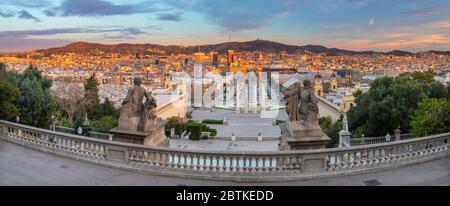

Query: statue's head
[133,76,143,86]
[303,79,312,88]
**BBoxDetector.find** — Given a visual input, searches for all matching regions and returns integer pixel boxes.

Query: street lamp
[51,115,55,131]
[77,126,83,135]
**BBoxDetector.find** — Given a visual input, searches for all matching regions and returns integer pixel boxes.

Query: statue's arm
[144,90,157,108]
[309,92,319,113]
[151,97,157,107]
[122,89,132,105]
[144,89,151,100]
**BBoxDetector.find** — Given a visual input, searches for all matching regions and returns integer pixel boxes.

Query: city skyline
[1,0,450,52]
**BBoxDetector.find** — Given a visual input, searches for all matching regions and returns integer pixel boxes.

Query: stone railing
[351,134,413,146]
[0,120,448,182]
[55,126,110,140]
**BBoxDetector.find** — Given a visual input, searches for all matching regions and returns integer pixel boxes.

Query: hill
[33,39,449,56]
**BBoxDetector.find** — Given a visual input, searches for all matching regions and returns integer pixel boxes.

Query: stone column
[394,127,401,141]
[235,80,241,113]
[244,80,249,113]
[339,130,351,147]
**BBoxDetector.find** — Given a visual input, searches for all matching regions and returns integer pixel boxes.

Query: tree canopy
[410,96,450,137]
[84,73,101,120]
[0,64,19,121]
[0,64,57,128]
[348,71,448,137]
[15,65,57,128]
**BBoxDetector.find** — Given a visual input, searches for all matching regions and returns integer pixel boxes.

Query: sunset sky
[0,0,449,52]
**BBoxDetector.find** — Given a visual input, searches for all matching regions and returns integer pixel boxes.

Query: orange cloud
[306,33,450,51]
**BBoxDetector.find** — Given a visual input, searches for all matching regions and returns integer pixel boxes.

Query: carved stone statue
[137,91,157,131]
[280,79,330,150]
[117,76,156,131]
[342,113,349,132]
[109,76,168,147]
[284,80,319,128]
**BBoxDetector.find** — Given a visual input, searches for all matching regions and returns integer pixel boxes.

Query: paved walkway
[0,139,448,186]
[191,110,284,139]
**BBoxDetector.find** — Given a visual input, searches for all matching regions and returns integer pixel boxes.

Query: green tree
[347,72,447,137]
[447,84,450,98]
[89,115,119,133]
[398,71,436,84]
[0,68,19,120]
[16,77,57,128]
[101,98,119,118]
[22,65,52,90]
[2,65,57,128]
[84,73,101,120]
[353,89,363,99]
[352,127,364,138]
[0,62,6,72]
[319,116,332,130]
[323,120,343,148]
[410,96,450,137]
[424,81,448,98]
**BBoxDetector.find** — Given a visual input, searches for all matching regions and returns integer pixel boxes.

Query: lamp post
[51,115,56,131]
[385,133,392,142]
[231,133,236,141]
[77,126,83,135]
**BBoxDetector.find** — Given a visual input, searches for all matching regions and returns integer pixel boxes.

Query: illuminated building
[227,50,235,66]
[194,53,206,63]
[211,52,219,66]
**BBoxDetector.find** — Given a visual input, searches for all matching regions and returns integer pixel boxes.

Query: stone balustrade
[351,134,413,146]
[0,120,448,182]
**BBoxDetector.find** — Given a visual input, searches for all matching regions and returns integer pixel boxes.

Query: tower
[227,50,235,66]
[343,92,356,112]
[211,52,219,66]
[314,75,323,97]
[330,74,338,91]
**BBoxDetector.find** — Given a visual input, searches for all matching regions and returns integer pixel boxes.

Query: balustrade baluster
[208,156,213,171]
[215,157,220,171]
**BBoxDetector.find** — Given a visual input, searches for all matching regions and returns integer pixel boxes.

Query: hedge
[165,121,217,140]
[201,119,224,125]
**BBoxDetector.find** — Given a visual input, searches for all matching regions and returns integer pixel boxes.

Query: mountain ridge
[28,39,450,56]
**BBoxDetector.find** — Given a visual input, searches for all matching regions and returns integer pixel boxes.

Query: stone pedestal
[339,130,351,147]
[280,121,330,150]
[394,127,401,141]
[109,118,169,147]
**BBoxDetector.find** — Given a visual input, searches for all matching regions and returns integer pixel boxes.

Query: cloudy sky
[0,0,449,52]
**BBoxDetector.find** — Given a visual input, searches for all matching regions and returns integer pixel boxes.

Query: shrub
[90,115,118,133]
[185,122,202,140]
[202,119,224,124]
[165,120,218,140]
[59,117,73,128]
